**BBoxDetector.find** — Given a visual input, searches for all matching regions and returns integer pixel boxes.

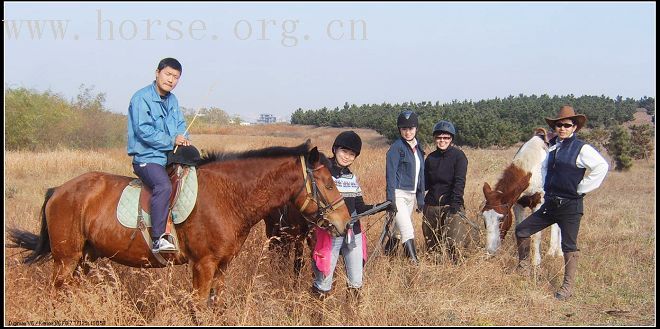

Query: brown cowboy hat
[545,105,587,132]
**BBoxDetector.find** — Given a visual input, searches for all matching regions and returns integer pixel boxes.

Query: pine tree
[606,126,634,171]
[629,124,654,159]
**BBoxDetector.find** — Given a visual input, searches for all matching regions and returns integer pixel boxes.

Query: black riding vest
[544,135,586,199]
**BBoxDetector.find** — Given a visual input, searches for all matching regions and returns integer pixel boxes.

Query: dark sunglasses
[555,123,574,129]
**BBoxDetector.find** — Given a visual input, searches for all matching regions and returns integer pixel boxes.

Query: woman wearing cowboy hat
[514,105,609,300]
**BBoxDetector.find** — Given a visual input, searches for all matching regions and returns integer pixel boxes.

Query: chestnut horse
[481,128,562,266]
[8,141,350,306]
[264,203,311,275]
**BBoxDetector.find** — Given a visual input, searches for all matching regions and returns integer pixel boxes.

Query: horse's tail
[8,188,55,264]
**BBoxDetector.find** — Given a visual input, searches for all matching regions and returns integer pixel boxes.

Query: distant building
[257,114,277,124]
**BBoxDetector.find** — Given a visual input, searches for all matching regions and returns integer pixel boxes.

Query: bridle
[481,199,513,239]
[292,155,346,236]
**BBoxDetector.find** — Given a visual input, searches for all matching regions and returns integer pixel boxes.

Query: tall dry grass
[4,124,655,325]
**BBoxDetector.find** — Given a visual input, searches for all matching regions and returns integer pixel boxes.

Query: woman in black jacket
[422,120,477,263]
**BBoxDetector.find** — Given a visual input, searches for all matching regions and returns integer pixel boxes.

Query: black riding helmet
[332,130,362,156]
[432,120,456,137]
[167,145,201,166]
[397,110,418,128]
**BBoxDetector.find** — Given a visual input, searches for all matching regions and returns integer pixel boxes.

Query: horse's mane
[197,142,331,168]
[494,163,528,192]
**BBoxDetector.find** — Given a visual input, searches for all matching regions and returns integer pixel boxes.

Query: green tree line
[585,124,655,171]
[5,86,127,151]
[6,87,653,166]
[180,106,242,134]
[5,86,239,151]
[291,94,654,148]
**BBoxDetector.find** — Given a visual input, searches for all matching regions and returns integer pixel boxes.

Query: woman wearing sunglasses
[515,105,609,301]
[422,120,477,264]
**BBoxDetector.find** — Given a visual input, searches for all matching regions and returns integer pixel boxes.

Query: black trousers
[515,197,583,252]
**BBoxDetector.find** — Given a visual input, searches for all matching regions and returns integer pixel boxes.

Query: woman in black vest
[515,105,609,300]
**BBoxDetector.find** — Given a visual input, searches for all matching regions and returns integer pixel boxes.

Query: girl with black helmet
[384,110,425,264]
[422,120,475,263]
[310,131,389,304]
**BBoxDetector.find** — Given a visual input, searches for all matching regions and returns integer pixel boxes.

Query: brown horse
[8,141,351,306]
[264,203,311,275]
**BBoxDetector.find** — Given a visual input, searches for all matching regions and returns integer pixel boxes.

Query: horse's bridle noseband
[481,199,513,239]
[292,155,345,236]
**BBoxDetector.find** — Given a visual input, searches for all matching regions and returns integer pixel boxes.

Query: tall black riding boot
[403,239,419,265]
[516,236,531,276]
[384,236,400,256]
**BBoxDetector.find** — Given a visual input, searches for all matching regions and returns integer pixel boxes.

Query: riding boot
[345,287,362,317]
[555,251,579,300]
[309,285,328,301]
[309,286,327,325]
[516,236,531,276]
[384,236,400,256]
[346,287,361,304]
[403,239,419,265]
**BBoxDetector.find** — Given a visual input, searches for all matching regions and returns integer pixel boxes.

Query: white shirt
[406,139,421,193]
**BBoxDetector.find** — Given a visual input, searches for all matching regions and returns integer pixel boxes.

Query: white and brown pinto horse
[481,128,562,265]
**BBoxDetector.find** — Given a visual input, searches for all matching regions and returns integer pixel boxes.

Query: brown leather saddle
[136,164,189,222]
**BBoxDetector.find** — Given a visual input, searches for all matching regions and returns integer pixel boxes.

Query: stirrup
[153,234,178,253]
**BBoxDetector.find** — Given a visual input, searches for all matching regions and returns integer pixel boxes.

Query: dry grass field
[4,124,655,326]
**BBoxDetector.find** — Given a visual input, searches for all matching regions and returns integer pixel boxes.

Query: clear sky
[4,2,656,122]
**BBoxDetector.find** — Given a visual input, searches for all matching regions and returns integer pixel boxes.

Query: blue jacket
[386,137,425,207]
[127,82,187,166]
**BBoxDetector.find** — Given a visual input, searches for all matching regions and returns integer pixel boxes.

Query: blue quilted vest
[544,135,586,199]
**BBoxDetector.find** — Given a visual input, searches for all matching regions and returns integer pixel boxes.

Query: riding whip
[173,112,199,154]
[173,82,217,154]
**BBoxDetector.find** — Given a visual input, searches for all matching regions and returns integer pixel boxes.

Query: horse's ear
[309,146,320,164]
[546,131,557,144]
[304,139,312,149]
[534,127,549,143]
[483,182,492,195]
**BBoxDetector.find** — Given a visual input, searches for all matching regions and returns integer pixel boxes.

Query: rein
[347,200,391,226]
